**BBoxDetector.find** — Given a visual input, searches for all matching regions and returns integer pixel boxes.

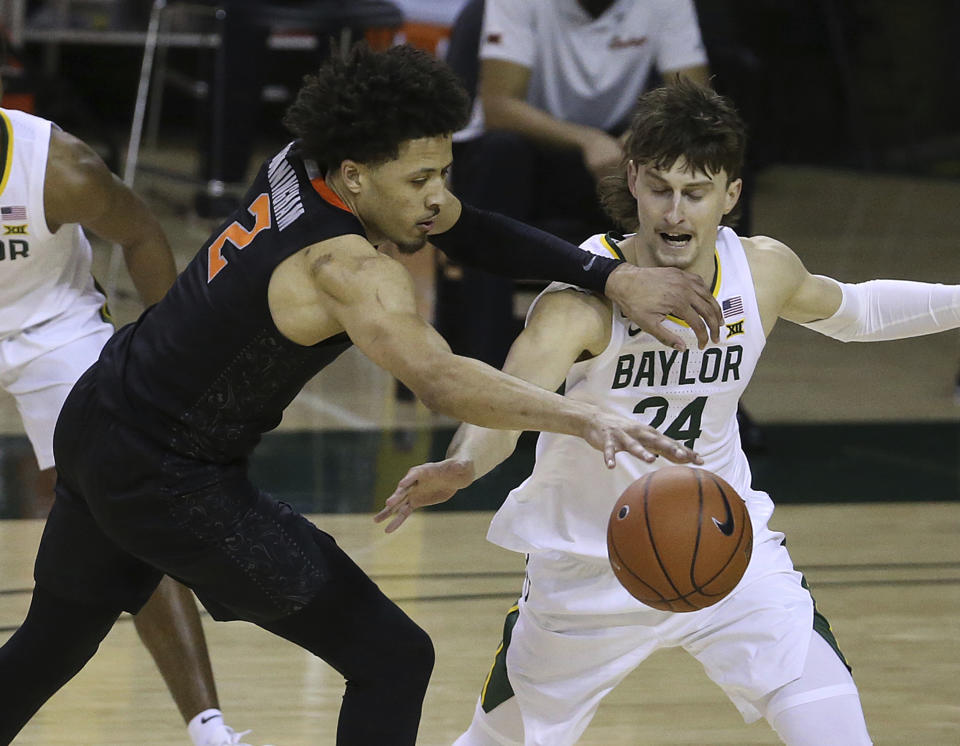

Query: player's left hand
[374,458,475,533]
[605,264,722,351]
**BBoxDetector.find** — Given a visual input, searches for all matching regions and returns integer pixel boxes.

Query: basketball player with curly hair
[379,81,960,746]
[0,45,724,744]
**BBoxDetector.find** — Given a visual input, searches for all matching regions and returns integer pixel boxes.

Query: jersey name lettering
[612,346,743,389]
[0,238,29,260]
[267,151,304,231]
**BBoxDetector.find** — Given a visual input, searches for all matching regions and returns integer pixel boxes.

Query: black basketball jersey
[97,143,363,462]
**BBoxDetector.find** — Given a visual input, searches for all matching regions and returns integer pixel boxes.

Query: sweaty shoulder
[303,234,387,296]
[45,128,103,188]
[740,235,808,334]
[269,233,394,345]
[43,128,114,230]
[529,286,612,359]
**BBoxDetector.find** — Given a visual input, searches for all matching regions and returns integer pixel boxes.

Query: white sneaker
[210,727,274,746]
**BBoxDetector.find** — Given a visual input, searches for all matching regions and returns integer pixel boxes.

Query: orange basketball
[607,466,753,612]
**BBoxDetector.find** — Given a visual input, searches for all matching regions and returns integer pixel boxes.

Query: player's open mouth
[416,220,434,232]
[660,232,692,247]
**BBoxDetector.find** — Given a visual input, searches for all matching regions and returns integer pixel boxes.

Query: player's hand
[583,410,703,469]
[374,458,475,533]
[604,264,722,350]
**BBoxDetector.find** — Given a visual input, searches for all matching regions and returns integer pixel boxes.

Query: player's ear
[723,178,742,216]
[340,160,363,195]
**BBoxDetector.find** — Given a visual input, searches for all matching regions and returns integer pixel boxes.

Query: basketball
[607,466,753,612]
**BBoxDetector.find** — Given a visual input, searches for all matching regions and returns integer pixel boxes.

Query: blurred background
[0,0,956,516]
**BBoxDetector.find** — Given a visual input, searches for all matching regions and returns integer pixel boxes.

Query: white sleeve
[479,0,536,68]
[654,0,709,73]
[799,277,960,342]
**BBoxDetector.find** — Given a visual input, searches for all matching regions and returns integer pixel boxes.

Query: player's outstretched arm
[374,289,608,532]
[44,129,177,305]
[430,204,722,351]
[746,236,960,340]
[309,235,701,453]
[604,263,722,350]
[375,288,704,532]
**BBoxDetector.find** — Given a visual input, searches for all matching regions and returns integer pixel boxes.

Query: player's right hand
[374,458,475,533]
[604,264,723,351]
[584,411,703,469]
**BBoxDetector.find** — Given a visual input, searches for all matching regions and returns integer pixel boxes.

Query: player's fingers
[397,472,420,491]
[621,439,656,464]
[666,445,701,464]
[631,427,701,464]
[690,289,723,343]
[381,490,408,510]
[643,319,687,351]
[385,502,415,533]
[603,440,617,469]
[653,439,702,464]
[674,305,710,350]
[373,504,395,524]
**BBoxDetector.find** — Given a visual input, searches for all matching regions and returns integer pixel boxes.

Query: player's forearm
[411,353,594,437]
[800,278,960,341]
[431,203,623,292]
[122,234,177,306]
[445,422,521,483]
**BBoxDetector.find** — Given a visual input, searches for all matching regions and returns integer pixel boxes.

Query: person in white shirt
[381,81,960,745]
[439,0,710,371]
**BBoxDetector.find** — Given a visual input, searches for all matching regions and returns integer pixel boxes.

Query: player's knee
[765,687,871,746]
[19,586,118,672]
[391,621,434,688]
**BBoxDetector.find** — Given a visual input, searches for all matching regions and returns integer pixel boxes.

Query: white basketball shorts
[504,524,815,745]
[0,303,112,469]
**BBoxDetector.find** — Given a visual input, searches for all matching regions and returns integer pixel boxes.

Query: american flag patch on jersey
[721,296,743,318]
[0,205,26,221]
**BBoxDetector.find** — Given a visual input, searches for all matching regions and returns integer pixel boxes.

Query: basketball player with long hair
[0,45,728,744]
[378,81,960,745]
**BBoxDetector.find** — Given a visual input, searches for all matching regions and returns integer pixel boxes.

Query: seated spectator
[437,0,710,368]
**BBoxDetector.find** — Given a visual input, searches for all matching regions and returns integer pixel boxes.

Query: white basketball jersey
[0,108,104,339]
[487,227,771,559]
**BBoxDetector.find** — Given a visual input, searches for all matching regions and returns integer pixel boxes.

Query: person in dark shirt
[0,44,720,745]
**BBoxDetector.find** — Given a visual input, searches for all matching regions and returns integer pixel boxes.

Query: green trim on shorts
[801,574,852,672]
[480,603,520,713]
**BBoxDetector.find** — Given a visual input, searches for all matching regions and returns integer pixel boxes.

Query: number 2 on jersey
[634,396,706,449]
[207,193,272,282]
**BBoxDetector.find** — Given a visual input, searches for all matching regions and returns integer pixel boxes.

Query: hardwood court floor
[1,503,958,745]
